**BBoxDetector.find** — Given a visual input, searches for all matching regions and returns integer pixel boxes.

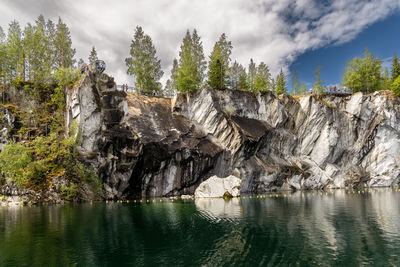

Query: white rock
[194,175,242,198]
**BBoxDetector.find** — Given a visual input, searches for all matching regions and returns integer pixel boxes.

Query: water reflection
[1,190,400,266]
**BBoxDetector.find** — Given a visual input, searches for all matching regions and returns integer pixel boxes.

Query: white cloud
[0,0,399,86]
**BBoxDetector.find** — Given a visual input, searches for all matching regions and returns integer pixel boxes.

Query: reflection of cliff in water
[1,191,400,265]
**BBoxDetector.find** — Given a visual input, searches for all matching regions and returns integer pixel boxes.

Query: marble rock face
[194,175,242,198]
[67,72,400,199]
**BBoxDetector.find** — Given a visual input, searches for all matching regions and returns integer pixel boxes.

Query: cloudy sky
[0,0,399,90]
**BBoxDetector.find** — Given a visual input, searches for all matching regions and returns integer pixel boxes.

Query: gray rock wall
[68,73,400,199]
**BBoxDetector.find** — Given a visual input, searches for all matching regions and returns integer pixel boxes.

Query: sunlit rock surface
[194,175,242,198]
[67,72,400,199]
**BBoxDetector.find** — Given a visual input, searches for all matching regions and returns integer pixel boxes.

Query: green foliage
[247,59,256,91]
[0,131,99,199]
[342,48,382,93]
[381,68,392,91]
[207,34,232,90]
[61,182,78,201]
[292,71,300,95]
[313,66,324,96]
[391,76,400,96]
[300,81,307,95]
[276,69,287,95]
[254,62,271,92]
[207,44,226,89]
[176,29,206,94]
[88,46,98,66]
[229,61,247,90]
[392,53,400,81]
[0,142,31,186]
[125,26,164,95]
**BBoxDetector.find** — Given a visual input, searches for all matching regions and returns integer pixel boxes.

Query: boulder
[194,175,242,198]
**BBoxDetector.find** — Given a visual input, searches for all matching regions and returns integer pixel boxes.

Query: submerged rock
[194,175,242,198]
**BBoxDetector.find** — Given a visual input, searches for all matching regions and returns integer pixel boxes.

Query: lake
[1,189,400,266]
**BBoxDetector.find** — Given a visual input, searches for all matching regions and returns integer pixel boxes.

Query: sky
[0,0,399,92]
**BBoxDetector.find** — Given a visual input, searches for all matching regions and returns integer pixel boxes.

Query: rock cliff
[67,72,400,199]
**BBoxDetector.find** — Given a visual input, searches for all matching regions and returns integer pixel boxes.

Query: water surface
[1,190,400,266]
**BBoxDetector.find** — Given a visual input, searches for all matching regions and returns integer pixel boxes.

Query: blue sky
[289,13,400,91]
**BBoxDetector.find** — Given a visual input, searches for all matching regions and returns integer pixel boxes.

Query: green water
[1,190,400,266]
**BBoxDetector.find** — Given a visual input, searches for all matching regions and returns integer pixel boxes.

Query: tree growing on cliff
[342,48,382,93]
[247,59,256,91]
[254,62,271,92]
[229,61,247,90]
[275,69,287,95]
[54,17,76,69]
[125,26,164,95]
[292,71,300,95]
[392,53,400,81]
[207,43,225,89]
[176,29,206,93]
[207,34,232,90]
[313,66,324,96]
[88,46,98,66]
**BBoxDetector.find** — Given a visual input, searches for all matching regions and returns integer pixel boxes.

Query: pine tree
[0,26,6,86]
[216,33,232,73]
[31,15,51,83]
[176,29,206,93]
[6,20,23,83]
[313,66,324,96]
[54,17,75,69]
[229,61,247,90]
[207,43,225,89]
[125,26,164,95]
[270,78,276,94]
[254,62,271,92]
[247,59,256,91]
[292,71,300,95]
[392,53,400,81]
[382,68,391,91]
[276,69,287,95]
[301,81,307,95]
[88,46,98,66]
[170,58,178,91]
[78,58,85,67]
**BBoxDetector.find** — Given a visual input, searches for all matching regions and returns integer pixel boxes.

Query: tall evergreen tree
[125,26,164,95]
[216,33,232,72]
[270,78,276,94]
[170,58,178,90]
[276,69,287,95]
[176,29,206,93]
[78,58,85,67]
[313,66,324,96]
[382,67,391,91]
[254,62,271,92]
[229,61,247,90]
[292,71,300,95]
[392,53,400,81]
[247,59,256,91]
[31,15,51,83]
[54,17,75,69]
[88,46,98,66]
[207,43,225,89]
[0,26,7,85]
[301,81,307,95]
[6,20,23,83]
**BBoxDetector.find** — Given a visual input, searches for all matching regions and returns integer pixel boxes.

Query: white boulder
[194,175,242,198]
